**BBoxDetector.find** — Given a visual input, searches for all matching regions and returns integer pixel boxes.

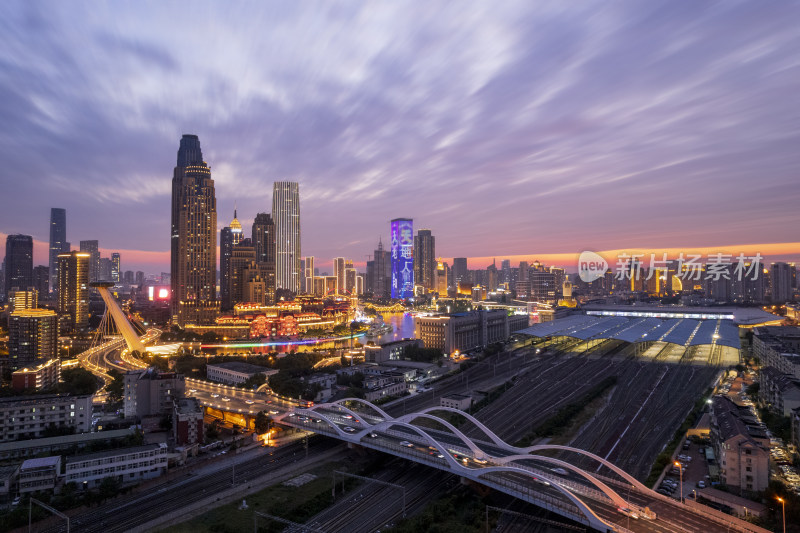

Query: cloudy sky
[1,1,798,273]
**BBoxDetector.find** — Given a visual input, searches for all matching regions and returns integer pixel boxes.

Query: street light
[777,497,785,533]
[674,461,683,503]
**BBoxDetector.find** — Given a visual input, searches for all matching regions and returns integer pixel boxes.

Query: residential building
[19,456,61,494]
[124,368,185,418]
[173,398,204,446]
[8,308,58,370]
[49,208,67,295]
[11,358,61,392]
[771,262,796,303]
[372,239,391,299]
[0,428,139,461]
[64,443,168,488]
[0,394,93,442]
[57,251,90,332]
[8,288,37,312]
[752,326,800,379]
[272,181,301,294]
[759,366,800,416]
[710,396,769,494]
[32,265,49,297]
[170,134,218,326]
[4,234,33,299]
[206,362,277,386]
[79,240,100,282]
[0,465,19,499]
[111,253,121,283]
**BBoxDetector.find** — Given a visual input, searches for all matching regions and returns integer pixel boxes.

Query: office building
[771,262,795,303]
[123,270,134,286]
[79,240,100,282]
[414,310,528,354]
[272,181,301,294]
[0,394,93,442]
[111,252,121,283]
[48,208,67,295]
[252,212,276,268]
[171,134,218,325]
[206,361,277,385]
[65,443,168,488]
[228,239,257,306]
[452,258,468,290]
[345,262,357,295]
[57,251,90,332]
[372,239,391,299]
[333,257,346,294]
[414,229,435,290]
[302,256,315,294]
[8,308,58,370]
[98,257,112,281]
[390,218,414,299]
[123,368,186,419]
[135,271,144,286]
[4,234,33,298]
[435,259,449,296]
[220,208,244,310]
[32,265,49,296]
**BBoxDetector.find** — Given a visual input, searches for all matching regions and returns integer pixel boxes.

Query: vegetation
[58,367,101,395]
[386,489,491,533]
[758,406,791,443]
[106,369,125,404]
[403,345,443,363]
[515,376,618,446]
[254,411,271,434]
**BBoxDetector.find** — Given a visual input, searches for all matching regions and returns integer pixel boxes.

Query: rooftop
[207,361,274,374]
[21,456,61,470]
[66,443,165,464]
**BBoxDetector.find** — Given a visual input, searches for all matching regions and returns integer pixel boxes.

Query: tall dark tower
[4,234,33,298]
[414,229,436,290]
[170,134,218,325]
[49,208,67,294]
[220,208,243,311]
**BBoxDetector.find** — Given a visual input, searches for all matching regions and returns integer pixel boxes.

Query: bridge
[276,399,769,533]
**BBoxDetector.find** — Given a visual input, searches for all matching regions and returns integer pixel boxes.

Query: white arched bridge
[276,399,769,533]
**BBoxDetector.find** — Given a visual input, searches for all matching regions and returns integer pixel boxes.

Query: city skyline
[1,2,799,272]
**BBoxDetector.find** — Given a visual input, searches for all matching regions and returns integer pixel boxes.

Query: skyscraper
[252,213,276,267]
[8,309,58,371]
[79,241,100,282]
[49,208,67,295]
[272,181,301,294]
[302,256,314,294]
[57,251,89,332]
[32,265,49,296]
[171,134,218,325]
[771,262,795,303]
[111,253,121,283]
[414,229,436,290]
[452,257,468,290]
[4,234,33,298]
[390,218,414,299]
[220,208,244,310]
[371,239,391,299]
[333,257,346,294]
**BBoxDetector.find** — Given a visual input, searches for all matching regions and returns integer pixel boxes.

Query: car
[343,426,356,433]
[473,457,487,465]
[222,397,230,402]
[11,496,21,507]
[342,414,353,419]
[189,389,197,393]
[532,476,551,486]
[437,453,444,458]
[657,488,670,495]
[551,467,569,476]
[399,441,414,448]
[297,416,309,421]
[617,508,639,519]
[211,393,220,398]
[245,400,254,404]
[269,410,279,415]
[368,432,378,438]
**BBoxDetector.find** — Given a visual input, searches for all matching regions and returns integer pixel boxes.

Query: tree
[241,373,267,390]
[254,412,271,434]
[106,369,125,404]
[59,367,100,395]
[97,476,121,503]
[206,420,220,441]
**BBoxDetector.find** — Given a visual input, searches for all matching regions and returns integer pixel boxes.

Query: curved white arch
[474,465,611,530]
[416,406,516,451]
[330,398,392,420]
[305,404,376,428]
[525,444,649,492]
[494,454,629,509]
[392,412,488,460]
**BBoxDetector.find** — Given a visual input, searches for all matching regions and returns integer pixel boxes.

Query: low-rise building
[0,464,20,499]
[206,362,277,386]
[64,443,168,488]
[440,393,472,411]
[11,357,61,392]
[752,326,800,380]
[759,366,800,416]
[173,398,204,446]
[364,380,407,402]
[364,339,422,364]
[0,427,140,461]
[0,394,93,443]
[711,396,770,495]
[415,309,528,354]
[19,456,61,494]
[124,368,186,419]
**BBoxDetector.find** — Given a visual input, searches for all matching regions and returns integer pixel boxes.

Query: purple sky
[1,1,799,273]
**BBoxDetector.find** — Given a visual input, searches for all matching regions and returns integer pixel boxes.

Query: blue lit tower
[390,218,414,299]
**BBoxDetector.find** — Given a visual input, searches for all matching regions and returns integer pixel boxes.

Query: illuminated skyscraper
[57,251,89,332]
[8,309,58,370]
[220,208,244,310]
[414,229,435,290]
[170,134,218,325]
[252,213,276,267]
[4,234,33,299]
[49,208,66,295]
[390,218,414,299]
[111,253,121,283]
[272,181,301,294]
[333,257,346,294]
[302,256,314,294]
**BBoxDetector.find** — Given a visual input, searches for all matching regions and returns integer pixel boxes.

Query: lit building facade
[8,309,58,371]
[48,208,67,295]
[414,229,436,290]
[11,358,61,392]
[57,251,89,332]
[170,134,218,326]
[79,240,100,282]
[0,394,93,442]
[390,218,414,299]
[220,209,245,310]
[111,252,120,283]
[272,181,301,294]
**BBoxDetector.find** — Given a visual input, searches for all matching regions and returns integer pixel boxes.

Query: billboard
[390,218,414,298]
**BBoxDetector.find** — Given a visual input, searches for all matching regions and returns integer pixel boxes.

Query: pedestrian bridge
[275,399,768,533]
